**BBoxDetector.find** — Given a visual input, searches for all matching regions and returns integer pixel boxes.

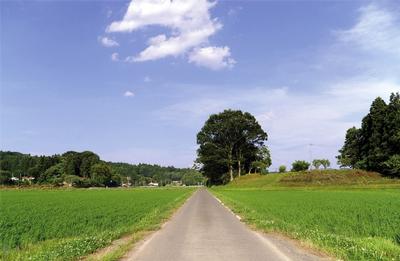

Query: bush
[278,165,286,173]
[312,159,331,170]
[91,163,112,186]
[291,160,310,172]
[106,174,122,187]
[382,155,400,177]
[41,163,64,183]
[63,175,92,188]
[0,170,12,184]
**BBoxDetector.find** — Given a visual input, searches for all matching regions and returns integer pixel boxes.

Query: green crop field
[212,172,400,261]
[0,188,194,260]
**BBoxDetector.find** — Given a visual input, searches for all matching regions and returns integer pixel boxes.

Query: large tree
[337,93,400,177]
[197,109,270,184]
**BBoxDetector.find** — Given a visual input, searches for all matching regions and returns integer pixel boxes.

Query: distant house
[171,181,182,186]
[148,182,159,187]
[121,182,131,187]
[10,177,19,182]
[122,176,132,187]
[22,176,35,184]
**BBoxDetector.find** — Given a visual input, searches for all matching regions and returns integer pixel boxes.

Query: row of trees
[337,93,400,177]
[278,159,330,173]
[0,151,205,187]
[196,110,271,185]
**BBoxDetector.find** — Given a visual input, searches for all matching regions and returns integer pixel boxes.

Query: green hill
[225,169,400,189]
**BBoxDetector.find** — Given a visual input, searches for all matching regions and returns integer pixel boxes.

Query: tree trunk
[238,160,241,177]
[228,148,233,181]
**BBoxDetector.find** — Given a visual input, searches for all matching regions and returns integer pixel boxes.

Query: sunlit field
[212,172,400,260]
[0,188,193,260]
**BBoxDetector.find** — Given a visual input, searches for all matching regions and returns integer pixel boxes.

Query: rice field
[212,187,400,260]
[0,188,193,260]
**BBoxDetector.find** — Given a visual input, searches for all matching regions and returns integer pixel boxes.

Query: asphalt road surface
[122,189,327,261]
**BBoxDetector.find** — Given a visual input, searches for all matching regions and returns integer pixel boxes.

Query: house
[10,176,19,182]
[148,182,159,187]
[171,180,182,186]
[22,176,35,184]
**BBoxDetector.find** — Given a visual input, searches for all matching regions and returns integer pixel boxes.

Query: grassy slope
[0,188,194,261]
[226,169,400,189]
[212,170,400,260]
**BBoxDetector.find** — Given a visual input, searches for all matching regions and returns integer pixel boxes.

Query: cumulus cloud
[124,91,135,97]
[111,52,120,61]
[99,36,119,47]
[189,46,236,70]
[336,4,400,56]
[106,0,233,69]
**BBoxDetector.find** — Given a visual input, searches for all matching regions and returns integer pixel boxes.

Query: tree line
[2,93,398,186]
[337,93,400,177]
[0,151,204,187]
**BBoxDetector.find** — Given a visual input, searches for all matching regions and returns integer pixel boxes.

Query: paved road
[123,189,326,261]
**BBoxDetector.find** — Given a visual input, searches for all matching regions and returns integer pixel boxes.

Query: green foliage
[0,189,193,260]
[212,188,400,261]
[382,155,400,177]
[291,160,310,172]
[312,159,322,169]
[0,151,202,187]
[312,159,330,170]
[250,161,268,174]
[181,170,205,186]
[338,93,400,177]
[249,146,271,174]
[0,170,12,184]
[196,109,270,184]
[278,165,286,173]
[41,163,64,184]
[90,163,112,186]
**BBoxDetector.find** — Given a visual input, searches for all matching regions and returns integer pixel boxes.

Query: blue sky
[1,0,399,170]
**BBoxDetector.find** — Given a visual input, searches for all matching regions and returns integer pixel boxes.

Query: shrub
[279,165,286,173]
[0,170,12,184]
[382,155,400,177]
[63,175,91,188]
[291,160,310,172]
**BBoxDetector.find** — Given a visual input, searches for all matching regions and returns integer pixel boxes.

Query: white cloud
[144,76,151,82]
[99,36,119,47]
[111,52,120,61]
[155,80,399,169]
[336,4,400,56]
[106,0,233,69]
[124,91,135,97]
[188,46,236,70]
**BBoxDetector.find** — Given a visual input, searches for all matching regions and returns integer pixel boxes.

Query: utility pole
[308,143,314,170]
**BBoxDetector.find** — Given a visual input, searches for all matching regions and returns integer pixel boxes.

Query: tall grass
[0,188,193,260]
[212,188,400,260]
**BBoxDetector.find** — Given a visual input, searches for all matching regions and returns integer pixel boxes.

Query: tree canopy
[196,109,270,185]
[337,93,400,177]
[291,160,310,172]
[0,151,203,187]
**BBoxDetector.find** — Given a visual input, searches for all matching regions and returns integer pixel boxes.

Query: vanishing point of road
[122,189,328,261]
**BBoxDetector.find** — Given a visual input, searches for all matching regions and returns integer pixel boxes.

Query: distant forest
[0,151,205,187]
